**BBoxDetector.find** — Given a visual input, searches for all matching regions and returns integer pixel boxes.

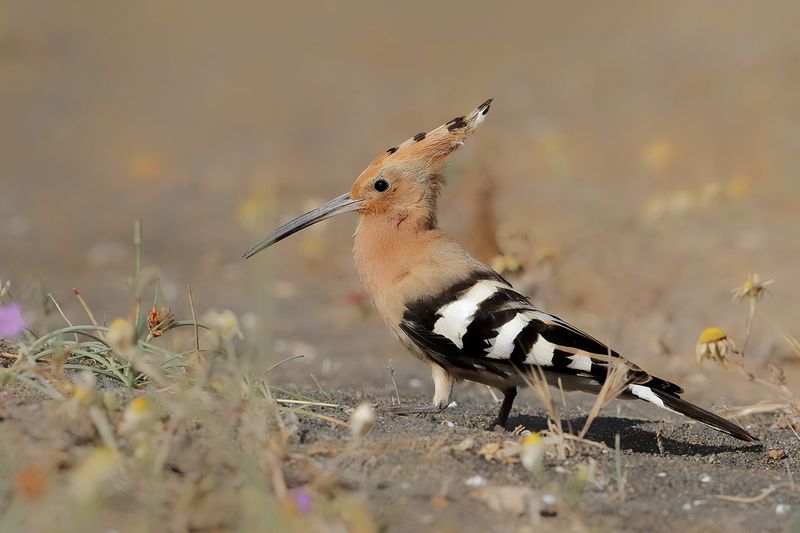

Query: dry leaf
[471,485,539,516]
[768,449,786,460]
[477,440,521,463]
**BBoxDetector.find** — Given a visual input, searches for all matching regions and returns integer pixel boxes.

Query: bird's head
[243,98,492,259]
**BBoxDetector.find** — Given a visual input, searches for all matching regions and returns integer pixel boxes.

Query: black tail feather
[651,389,758,442]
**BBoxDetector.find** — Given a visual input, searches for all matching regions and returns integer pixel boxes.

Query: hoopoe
[244,99,757,442]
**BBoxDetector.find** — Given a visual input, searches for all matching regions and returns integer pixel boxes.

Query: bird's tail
[628,382,758,442]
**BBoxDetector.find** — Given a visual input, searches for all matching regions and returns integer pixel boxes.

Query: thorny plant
[0,221,377,533]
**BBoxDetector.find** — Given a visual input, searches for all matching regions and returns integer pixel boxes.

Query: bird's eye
[373,179,389,192]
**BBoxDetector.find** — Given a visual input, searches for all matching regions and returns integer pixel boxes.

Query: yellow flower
[69,447,120,500]
[72,370,97,406]
[118,396,156,437]
[520,432,544,473]
[696,327,736,363]
[202,309,243,340]
[107,317,136,352]
[490,254,521,275]
[731,274,774,303]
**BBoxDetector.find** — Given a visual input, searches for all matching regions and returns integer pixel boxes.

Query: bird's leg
[384,364,453,416]
[487,386,517,430]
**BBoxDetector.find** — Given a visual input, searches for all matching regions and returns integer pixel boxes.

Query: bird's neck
[353,210,439,318]
[353,210,481,325]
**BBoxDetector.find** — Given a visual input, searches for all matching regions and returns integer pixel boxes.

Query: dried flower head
[147,306,175,338]
[731,274,774,303]
[350,402,376,439]
[696,327,736,363]
[118,396,156,437]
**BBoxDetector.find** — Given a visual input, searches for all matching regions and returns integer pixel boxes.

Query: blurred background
[2,1,798,401]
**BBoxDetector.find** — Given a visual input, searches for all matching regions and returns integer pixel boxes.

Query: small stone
[465,475,487,487]
[447,401,458,408]
[656,472,667,478]
[430,495,449,509]
[768,449,786,460]
[699,474,712,484]
[446,421,455,428]
[540,493,557,517]
[775,504,791,515]
[682,503,692,512]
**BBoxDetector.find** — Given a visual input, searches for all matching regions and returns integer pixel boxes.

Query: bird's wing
[400,272,682,395]
[399,272,758,442]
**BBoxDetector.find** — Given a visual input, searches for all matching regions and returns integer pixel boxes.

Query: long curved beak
[242,192,363,258]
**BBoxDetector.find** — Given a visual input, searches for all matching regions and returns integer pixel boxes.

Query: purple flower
[0,304,26,338]
[292,488,312,514]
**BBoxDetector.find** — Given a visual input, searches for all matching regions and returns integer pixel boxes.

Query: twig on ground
[714,482,794,504]
[274,398,339,408]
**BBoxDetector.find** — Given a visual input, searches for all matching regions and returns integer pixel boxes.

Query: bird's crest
[353,98,493,190]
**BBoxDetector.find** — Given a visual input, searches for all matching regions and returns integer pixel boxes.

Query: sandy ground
[2,1,800,531]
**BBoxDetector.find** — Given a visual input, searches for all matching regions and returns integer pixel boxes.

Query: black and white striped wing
[400,272,681,394]
[400,272,758,442]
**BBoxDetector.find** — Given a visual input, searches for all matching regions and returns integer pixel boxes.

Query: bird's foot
[485,418,510,432]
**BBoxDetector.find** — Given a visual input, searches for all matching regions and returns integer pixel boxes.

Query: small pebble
[699,474,712,484]
[693,500,707,506]
[775,504,791,515]
[465,475,487,487]
[446,421,455,428]
[681,503,692,512]
[447,401,458,408]
[408,378,424,389]
[768,449,786,460]
[656,472,667,478]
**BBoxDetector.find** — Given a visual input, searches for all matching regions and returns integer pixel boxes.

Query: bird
[244,99,757,443]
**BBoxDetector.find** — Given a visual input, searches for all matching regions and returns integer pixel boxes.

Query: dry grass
[0,224,377,533]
